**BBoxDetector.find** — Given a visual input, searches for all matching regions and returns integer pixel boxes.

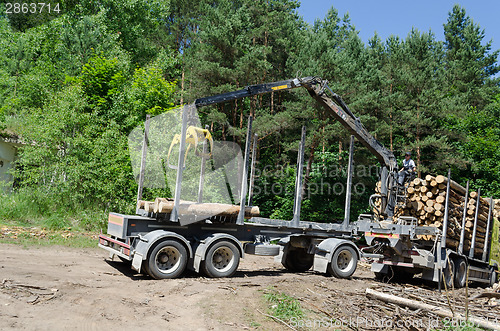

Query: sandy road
[0,243,379,330]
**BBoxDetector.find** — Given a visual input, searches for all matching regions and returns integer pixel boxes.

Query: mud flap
[313,251,329,274]
[132,252,143,273]
[274,247,284,264]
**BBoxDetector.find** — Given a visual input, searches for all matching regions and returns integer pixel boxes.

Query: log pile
[494,199,500,219]
[376,175,494,257]
[137,198,260,221]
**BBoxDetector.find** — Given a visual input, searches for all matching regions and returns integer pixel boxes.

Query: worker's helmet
[405,151,411,157]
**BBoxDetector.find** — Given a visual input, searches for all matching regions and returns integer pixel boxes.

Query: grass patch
[0,189,108,232]
[433,320,481,330]
[263,287,303,321]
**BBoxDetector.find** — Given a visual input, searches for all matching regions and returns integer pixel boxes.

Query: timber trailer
[98,76,399,279]
[357,172,498,288]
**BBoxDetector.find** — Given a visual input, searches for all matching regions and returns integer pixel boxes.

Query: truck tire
[489,269,497,288]
[202,240,240,278]
[328,245,358,278]
[454,258,467,288]
[442,259,455,289]
[142,260,151,276]
[282,246,314,272]
[146,239,188,279]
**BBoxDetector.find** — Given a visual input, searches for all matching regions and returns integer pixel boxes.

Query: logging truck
[98,77,398,279]
[98,76,497,287]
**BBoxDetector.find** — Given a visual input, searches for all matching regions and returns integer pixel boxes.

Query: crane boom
[194,76,397,171]
[194,76,399,217]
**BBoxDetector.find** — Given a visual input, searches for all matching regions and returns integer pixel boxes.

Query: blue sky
[296,0,500,52]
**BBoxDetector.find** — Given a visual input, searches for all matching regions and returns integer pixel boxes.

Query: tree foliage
[0,2,499,228]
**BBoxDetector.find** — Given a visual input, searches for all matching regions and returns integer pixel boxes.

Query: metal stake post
[469,188,481,258]
[247,133,258,206]
[458,181,470,254]
[171,106,189,222]
[343,135,355,230]
[438,169,452,292]
[197,125,210,203]
[291,126,306,227]
[136,114,150,214]
[380,166,388,216]
[482,197,494,262]
[237,116,253,225]
[440,169,452,249]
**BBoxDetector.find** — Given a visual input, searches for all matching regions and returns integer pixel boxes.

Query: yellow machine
[167,126,213,169]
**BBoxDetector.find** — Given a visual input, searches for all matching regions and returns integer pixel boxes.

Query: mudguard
[190,233,244,273]
[132,230,193,273]
[313,238,360,274]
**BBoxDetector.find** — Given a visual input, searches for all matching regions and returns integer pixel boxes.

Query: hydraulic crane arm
[194,76,397,171]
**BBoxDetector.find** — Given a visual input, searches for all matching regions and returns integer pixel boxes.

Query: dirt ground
[0,243,379,330]
[1,243,499,330]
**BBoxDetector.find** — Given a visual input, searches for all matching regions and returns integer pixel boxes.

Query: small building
[0,132,22,192]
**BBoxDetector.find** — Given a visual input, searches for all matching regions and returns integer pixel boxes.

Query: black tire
[142,260,151,276]
[489,269,497,288]
[202,241,240,278]
[146,239,188,279]
[282,246,314,272]
[328,245,358,278]
[442,258,455,289]
[454,258,467,288]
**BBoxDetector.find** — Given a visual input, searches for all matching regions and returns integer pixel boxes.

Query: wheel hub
[337,251,352,271]
[155,247,181,274]
[159,254,170,263]
[212,247,234,271]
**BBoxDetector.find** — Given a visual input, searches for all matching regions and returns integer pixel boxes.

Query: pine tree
[443,4,500,109]
[391,30,452,175]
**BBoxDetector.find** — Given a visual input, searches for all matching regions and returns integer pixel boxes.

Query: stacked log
[137,198,260,220]
[494,199,500,219]
[384,175,493,258]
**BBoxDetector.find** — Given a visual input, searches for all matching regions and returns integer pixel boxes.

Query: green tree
[444,5,500,109]
[455,96,500,196]
[391,30,454,175]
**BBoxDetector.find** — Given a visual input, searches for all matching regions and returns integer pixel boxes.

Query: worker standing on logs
[398,152,416,185]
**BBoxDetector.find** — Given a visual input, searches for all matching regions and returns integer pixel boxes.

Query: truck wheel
[328,245,358,278]
[489,269,497,288]
[147,240,188,279]
[202,240,240,278]
[283,246,314,272]
[442,259,455,289]
[454,259,467,288]
[142,260,151,276]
